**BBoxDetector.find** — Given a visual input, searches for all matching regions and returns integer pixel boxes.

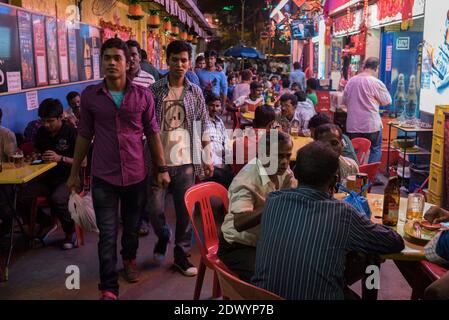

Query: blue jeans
[147,164,194,261]
[91,176,145,296]
[348,131,382,163]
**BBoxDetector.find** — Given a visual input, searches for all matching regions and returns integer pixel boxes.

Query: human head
[166,40,192,78]
[259,130,293,176]
[195,55,205,69]
[294,141,339,191]
[295,90,307,102]
[66,91,80,117]
[140,49,148,61]
[206,94,222,118]
[38,98,64,134]
[313,123,343,155]
[126,40,142,76]
[241,69,253,82]
[308,113,332,137]
[363,57,380,73]
[101,37,130,80]
[250,81,263,98]
[228,74,237,86]
[270,75,279,85]
[293,62,301,70]
[307,78,319,91]
[291,82,301,92]
[253,105,276,129]
[205,50,218,69]
[280,93,298,119]
[281,78,290,89]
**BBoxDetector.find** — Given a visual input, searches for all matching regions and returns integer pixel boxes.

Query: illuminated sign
[270,0,289,22]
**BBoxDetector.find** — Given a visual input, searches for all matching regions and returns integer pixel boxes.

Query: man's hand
[203,163,214,178]
[42,150,62,162]
[67,174,81,193]
[424,206,449,224]
[157,172,170,189]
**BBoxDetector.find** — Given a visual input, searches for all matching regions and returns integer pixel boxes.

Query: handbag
[336,182,372,219]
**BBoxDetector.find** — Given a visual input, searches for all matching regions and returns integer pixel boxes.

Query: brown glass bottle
[382,173,400,226]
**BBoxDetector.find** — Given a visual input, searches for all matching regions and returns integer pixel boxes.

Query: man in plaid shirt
[148,40,213,276]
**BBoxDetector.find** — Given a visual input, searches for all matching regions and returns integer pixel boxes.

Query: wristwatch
[158,165,168,173]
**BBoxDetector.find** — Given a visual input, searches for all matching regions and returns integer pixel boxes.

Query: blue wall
[0,80,101,134]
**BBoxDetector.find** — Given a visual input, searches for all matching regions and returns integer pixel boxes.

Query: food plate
[403,220,438,245]
[420,220,443,231]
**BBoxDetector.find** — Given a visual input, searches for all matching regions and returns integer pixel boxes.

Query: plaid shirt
[150,76,212,178]
[209,115,230,165]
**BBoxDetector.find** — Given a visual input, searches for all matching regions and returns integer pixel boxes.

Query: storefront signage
[333,9,362,36]
[368,0,425,28]
[396,37,410,50]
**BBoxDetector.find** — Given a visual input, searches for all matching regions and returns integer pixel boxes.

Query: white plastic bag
[68,192,99,233]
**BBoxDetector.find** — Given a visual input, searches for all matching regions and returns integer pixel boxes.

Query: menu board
[17,10,35,89]
[57,19,69,83]
[67,25,78,82]
[46,17,59,85]
[32,14,48,86]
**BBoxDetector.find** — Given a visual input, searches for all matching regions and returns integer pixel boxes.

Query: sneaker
[153,229,172,265]
[174,256,198,277]
[100,291,118,300]
[138,225,150,237]
[123,259,139,283]
[61,233,77,250]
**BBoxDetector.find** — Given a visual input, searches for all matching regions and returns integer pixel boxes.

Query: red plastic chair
[409,261,448,300]
[358,162,381,192]
[210,257,284,300]
[351,138,371,165]
[184,182,233,300]
[18,142,35,156]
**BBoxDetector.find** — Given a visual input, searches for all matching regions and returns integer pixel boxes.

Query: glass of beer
[406,193,425,221]
[290,125,299,137]
[11,150,24,168]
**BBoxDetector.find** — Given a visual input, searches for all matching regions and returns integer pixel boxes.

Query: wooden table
[290,136,314,161]
[0,162,57,281]
[241,111,255,121]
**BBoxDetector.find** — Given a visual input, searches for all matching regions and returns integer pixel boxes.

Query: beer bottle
[382,169,400,226]
[393,73,406,119]
[406,75,418,120]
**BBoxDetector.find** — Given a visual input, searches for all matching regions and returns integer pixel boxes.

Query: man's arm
[229,184,260,232]
[198,88,214,178]
[220,72,228,105]
[375,81,392,106]
[67,136,91,191]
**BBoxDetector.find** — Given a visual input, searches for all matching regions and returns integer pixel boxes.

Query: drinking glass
[406,193,425,221]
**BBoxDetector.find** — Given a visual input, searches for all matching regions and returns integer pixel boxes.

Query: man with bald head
[343,57,391,164]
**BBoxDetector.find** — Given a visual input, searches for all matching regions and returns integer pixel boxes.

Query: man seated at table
[232,105,276,174]
[252,141,405,299]
[17,98,77,249]
[294,90,316,137]
[308,113,359,164]
[275,93,299,133]
[234,81,264,113]
[218,131,297,282]
[313,124,359,183]
[65,91,81,127]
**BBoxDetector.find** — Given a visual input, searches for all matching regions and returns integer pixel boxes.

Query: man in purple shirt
[67,38,169,300]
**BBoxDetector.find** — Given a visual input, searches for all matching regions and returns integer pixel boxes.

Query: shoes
[100,291,118,300]
[123,259,140,283]
[173,256,198,277]
[153,228,172,265]
[138,221,150,237]
[61,233,77,250]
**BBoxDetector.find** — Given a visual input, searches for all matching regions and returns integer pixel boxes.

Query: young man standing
[289,62,306,91]
[126,40,155,87]
[67,38,169,300]
[149,40,213,276]
[196,50,228,104]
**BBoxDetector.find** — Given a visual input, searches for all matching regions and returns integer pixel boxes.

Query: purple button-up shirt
[78,80,160,186]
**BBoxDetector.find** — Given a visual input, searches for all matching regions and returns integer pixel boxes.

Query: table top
[388,122,433,132]
[290,136,314,161]
[241,111,255,120]
[0,162,57,185]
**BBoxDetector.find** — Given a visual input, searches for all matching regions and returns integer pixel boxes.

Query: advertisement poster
[0,4,21,93]
[67,25,78,82]
[32,14,48,86]
[17,10,35,89]
[7,71,21,92]
[90,26,101,80]
[57,19,69,83]
[331,39,342,72]
[77,24,92,81]
[46,17,59,85]
[420,1,449,114]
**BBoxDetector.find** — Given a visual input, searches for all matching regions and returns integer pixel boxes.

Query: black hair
[66,91,80,103]
[250,81,263,91]
[364,57,380,70]
[167,40,192,61]
[38,98,63,118]
[293,62,301,70]
[101,37,130,62]
[259,130,292,153]
[291,82,300,89]
[141,49,148,60]
[295,90,307,102]
[205,94,221,105]
[205,50,218,58]
[126,40,142,58]
[307,78,319,90]
[241,69,253,81]
[196,55,205,63]
[281,78,290,88]
[270,75,279,81]
[294,141,339,188]
[313,123,342,141]
[308,113,332,130]
[254,105,276,128]
[280,93,298,106]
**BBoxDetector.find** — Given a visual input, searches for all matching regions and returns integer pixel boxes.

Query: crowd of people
[0,38,448,301]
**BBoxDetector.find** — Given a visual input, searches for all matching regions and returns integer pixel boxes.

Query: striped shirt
[132,69,155,88]
[252,185,404,300]
[209,115,230,165]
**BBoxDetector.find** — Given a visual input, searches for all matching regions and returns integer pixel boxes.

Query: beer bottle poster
[57,19,69,83]
[17,10,36,89]
[32,14,48,86]
[45,17,59,85]
[77,24,92,81]
[67,25,78,82]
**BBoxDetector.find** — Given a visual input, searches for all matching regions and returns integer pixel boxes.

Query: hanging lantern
[148,10,161,29]
[171,24,180,37]
[180,30,188,41]
[128,1,144,20]
[163,17,172,33]
[187,33,194,42]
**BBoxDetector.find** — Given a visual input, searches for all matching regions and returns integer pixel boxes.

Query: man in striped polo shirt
[126,40,155,88]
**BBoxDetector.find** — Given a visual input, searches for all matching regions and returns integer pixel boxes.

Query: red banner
[377,0,414,22]
[333,11,356,34]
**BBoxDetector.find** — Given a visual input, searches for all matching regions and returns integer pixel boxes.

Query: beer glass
[406,193,425,221]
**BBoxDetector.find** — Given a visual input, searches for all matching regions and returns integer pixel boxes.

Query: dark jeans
[206,165,234,189]
[147,164,194,261]
[347,131,382,163]
[0,186,14,237]
[217,234,256,283]
[91,176,145,296]
[17,178,74,234]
